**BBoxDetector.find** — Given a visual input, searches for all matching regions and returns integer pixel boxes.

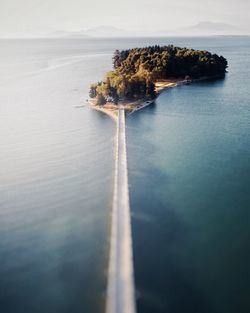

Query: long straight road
[106,105,136,313]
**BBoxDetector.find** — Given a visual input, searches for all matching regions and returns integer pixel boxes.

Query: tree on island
[96,93,106,105]
[90,45,227,104]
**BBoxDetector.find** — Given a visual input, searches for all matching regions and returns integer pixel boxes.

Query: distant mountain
[85,25,131,37]
[46,25,131,38]
[174,21,246,36]
[47,30,89,38]
[46,22,247,39]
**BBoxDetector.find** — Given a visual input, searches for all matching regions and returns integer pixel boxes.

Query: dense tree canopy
[90,45,227,104]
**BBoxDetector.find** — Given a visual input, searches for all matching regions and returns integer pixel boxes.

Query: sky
[0,0,249,37]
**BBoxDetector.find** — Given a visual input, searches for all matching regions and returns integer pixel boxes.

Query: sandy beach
[88,99,118,122]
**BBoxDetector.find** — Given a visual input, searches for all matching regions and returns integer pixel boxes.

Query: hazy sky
[0,0,250,37]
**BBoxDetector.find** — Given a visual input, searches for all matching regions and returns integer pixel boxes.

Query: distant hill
[47,30,89,38]
[85,25,131,37]
[174,21,246,36]
[47,25,131,38]
[46,22,247,39]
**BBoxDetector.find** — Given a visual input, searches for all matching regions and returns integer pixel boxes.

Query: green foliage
[96,94,106,105]
[90,45,227,103]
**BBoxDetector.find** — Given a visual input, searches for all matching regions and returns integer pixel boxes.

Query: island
[88,45,227,119]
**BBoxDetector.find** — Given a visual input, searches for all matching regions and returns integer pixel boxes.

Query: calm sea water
[126,37,250,313]
[0,37,249,313]
[0,39,116,313]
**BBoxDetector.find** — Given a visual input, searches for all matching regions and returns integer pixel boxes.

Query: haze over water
[0,37,250,313]
[0,39,116,313]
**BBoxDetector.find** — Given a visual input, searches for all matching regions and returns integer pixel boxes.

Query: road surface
[106,105,136,313]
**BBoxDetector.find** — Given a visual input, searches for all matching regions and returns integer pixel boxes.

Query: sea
[0,37,249,313]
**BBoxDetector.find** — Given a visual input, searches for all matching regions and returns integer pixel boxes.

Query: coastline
[128,78,188,114]
[88,76,220,118]
[88,99,118,122]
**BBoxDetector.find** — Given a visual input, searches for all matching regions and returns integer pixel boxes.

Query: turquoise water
[0,37,250,313]
[126,37,250,313]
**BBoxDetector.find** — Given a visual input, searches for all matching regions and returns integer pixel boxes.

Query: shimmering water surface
[0,37,250,313]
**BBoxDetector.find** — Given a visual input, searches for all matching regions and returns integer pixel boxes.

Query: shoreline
[88,76,220,118]
[128,78,188,114]
[88,99,118,122]
[88,78,185,118]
